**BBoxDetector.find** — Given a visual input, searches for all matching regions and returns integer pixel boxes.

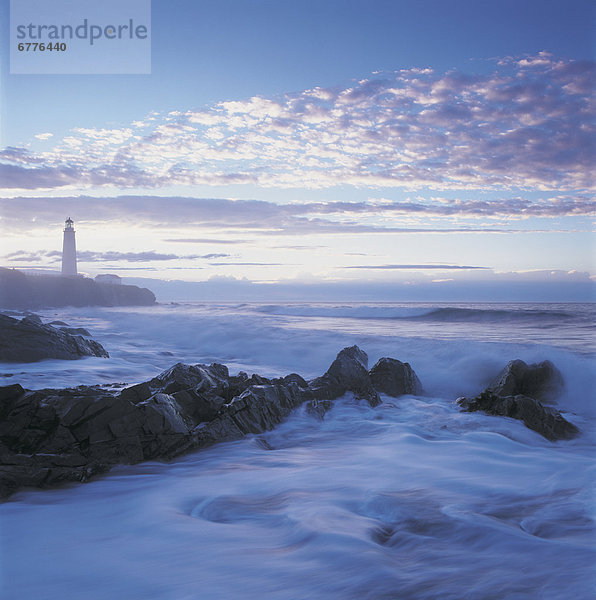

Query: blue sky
[0,0,594,300]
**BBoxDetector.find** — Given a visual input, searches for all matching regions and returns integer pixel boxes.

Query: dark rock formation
[59,327,92,337]
[0,314,109,362]
[0,268,155,309]
[369,357,423,397]
[309,345,381,407]
[458,392,579,442]
[0,346,422,498]
[457,359,577,441]
[487,359,564,403]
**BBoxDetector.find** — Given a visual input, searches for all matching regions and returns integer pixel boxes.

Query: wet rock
[369,357,422,397]
[59,327,92,337]
[275,373,308,388]
[149,362,230,397]
[487,359,564,403]
[0,314,109,362]
[457,358,577,440]
[170,388,226,424]
[118,382,152,404]
[0,345,428,498]
[308,346,381,407]
[458,392,579,441]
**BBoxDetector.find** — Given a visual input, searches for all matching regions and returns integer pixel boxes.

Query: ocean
[0,302,594,599]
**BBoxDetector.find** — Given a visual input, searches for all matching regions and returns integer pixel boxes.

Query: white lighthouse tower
[61,217,78,276]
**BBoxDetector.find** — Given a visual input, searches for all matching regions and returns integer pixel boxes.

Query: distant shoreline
[0,268,156,309]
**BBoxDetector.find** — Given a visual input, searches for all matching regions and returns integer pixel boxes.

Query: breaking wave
[253,303,588,324]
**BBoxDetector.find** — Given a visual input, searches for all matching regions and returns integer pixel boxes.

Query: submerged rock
[0,345,425,498]
[457,359,577,441]
[0,314,109,362]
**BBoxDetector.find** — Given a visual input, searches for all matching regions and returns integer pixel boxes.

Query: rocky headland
[0,268,155,309]
[0,346,578,498]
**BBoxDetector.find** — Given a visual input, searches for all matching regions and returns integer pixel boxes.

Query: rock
[487,359,564,402]
[457,358,578,441]
[59,327,92,337]
[119,382,152,404]
[308,346,381,407]
[170,389,226,424]
[275,373,308,388]
[0,383,25,408]
[0,314,109,362]
[149,362,230,396]
[458,392,579,441]
[0,345,428,498]
[369,357,422,397]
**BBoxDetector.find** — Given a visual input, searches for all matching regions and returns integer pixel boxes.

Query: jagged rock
[0,314,109,362]
[308,346,381,407]
[275,373,308,388]
[487,359,564,402]
[458,392,579,441]
[59,327,92,337]
[0,345,427,498]
[149,362,230,396]
[369,357,422,397]
[457,358,577,441]
[119,382,152,404]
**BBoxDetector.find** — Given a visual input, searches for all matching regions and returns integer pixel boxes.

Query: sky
[0,0,594,301]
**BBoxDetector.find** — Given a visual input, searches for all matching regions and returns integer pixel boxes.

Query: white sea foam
[0,302,594,599]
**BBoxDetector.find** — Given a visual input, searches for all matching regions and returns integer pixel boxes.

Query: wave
[254,304,434,319]
[412,306,579,323]
[253,304,585,323]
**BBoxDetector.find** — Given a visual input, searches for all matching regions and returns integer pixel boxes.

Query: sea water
[0,303,594,599]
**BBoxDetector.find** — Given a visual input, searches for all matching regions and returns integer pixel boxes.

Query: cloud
[0,195,591,238]
[34,133,53,141]
[208,262,286,266]
[344,264,490,270]
[2,250,51,262]
[2,249,230,263]
[163,238,248,244]
[76,251,208,262]
[1,54,593,192]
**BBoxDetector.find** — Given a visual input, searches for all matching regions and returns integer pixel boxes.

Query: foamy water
[0,303,594,599]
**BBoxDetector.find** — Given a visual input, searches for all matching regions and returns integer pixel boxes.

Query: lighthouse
[61,217,78,276]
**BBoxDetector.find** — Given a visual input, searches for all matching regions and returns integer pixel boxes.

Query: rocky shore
[0,346,578,498]
[0,314,109,362]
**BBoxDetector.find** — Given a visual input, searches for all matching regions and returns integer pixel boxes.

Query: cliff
[0,268,156,309]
